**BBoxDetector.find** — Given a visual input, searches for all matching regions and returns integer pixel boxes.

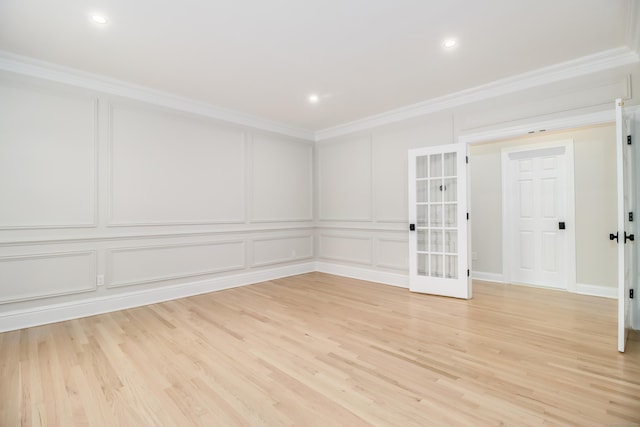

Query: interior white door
[615,99,635,353]
[503,142,574,289]
[408,143,470,299]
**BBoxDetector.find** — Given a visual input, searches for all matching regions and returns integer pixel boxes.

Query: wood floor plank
[1,272,639,426]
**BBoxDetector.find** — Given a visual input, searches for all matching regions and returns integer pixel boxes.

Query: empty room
[1,0,640,425]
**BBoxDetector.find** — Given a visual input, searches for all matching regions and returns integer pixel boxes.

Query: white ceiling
[0,0,636,132]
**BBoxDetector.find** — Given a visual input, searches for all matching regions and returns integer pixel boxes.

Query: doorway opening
[465,119,618,299]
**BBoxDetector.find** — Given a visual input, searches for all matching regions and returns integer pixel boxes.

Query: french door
[615,99,636,353]
[408,144,470,299]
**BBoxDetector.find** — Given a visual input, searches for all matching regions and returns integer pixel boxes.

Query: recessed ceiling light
[91,14,108,24]
[443,39,457,49]
[308,94,319,104]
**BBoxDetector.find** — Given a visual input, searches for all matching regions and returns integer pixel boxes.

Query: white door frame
[500,140,576,292]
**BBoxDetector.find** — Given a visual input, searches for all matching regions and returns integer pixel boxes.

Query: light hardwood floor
[1,272,639,426]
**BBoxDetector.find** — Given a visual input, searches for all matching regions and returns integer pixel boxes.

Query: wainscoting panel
[372,115,453,223]
[252,235,313,267]
[108,103,246,226]
[376,237,409,271]
[0,251,97,303]
[317,136,372,221]
[107,240,246,288]
[251,132,313,222]
[318,233,372,265]
[0,77,97,229]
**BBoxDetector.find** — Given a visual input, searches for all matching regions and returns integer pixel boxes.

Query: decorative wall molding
[249,132,314,222]
[315,224,406,232]
[0,250,97,303]
[106,240,246,288]
[315,261,408,288]
[0,95,99,230]
[316,135,374,222]
[457,74,631,133]
[0,262,316,333]
[0,225,316,247]
[375,237,409,271]
[0,51,314,141]
[317,234,373,265]
[251,235,313,267]
[374,218,407,224]
[315,47,639,141]
[106,102,247,227]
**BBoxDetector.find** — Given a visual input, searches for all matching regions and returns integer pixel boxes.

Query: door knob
[558,222,566,230]
[610,232,619,242]
[625,232,635,243]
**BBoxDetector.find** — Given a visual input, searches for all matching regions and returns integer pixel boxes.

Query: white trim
[315,261,408,288]
[0,250,98,303]
[250,234,314,267]
[0,262,315,333]
[472,271,505,283]
[575,283,617,299]
[0,225,316,247]
[459,110,615,145]
[315,47,638,140]
[317,233,373,265]
[2,47,635,144]
[375,237,409,271]
[0,97,100,230]
[0,51,314,141]
[106,240,246,288]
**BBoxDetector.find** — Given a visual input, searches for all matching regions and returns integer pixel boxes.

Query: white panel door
[503,143,573,289]
[408,144,470,299]
[615,99,635,353]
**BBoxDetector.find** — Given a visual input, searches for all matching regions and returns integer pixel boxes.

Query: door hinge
[467,269,470,277]
[467,212,469,220]
[466,156,469,164]
[630,212,634,222]
[628,135,632,145]
[630,289,634,299]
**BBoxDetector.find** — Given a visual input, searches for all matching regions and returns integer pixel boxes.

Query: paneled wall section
[0,71,314,329]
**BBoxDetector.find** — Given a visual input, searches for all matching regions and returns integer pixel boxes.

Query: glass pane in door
[414,151,459,280]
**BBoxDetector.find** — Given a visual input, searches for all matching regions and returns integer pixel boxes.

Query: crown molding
[315,47,640,141]
[0,51,315,141]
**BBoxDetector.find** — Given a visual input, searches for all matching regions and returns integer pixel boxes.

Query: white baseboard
[315,262,409,288]
[471,271,505,283]
[574,283,617,299]
[0,262,621,333]
[0,262,315,333]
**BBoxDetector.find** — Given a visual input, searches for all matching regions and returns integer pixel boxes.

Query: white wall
[469,125,618,295]
[2,57,639,331]
[315,64,639,308]
[0,71,314,331]
[315,114,454,285]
